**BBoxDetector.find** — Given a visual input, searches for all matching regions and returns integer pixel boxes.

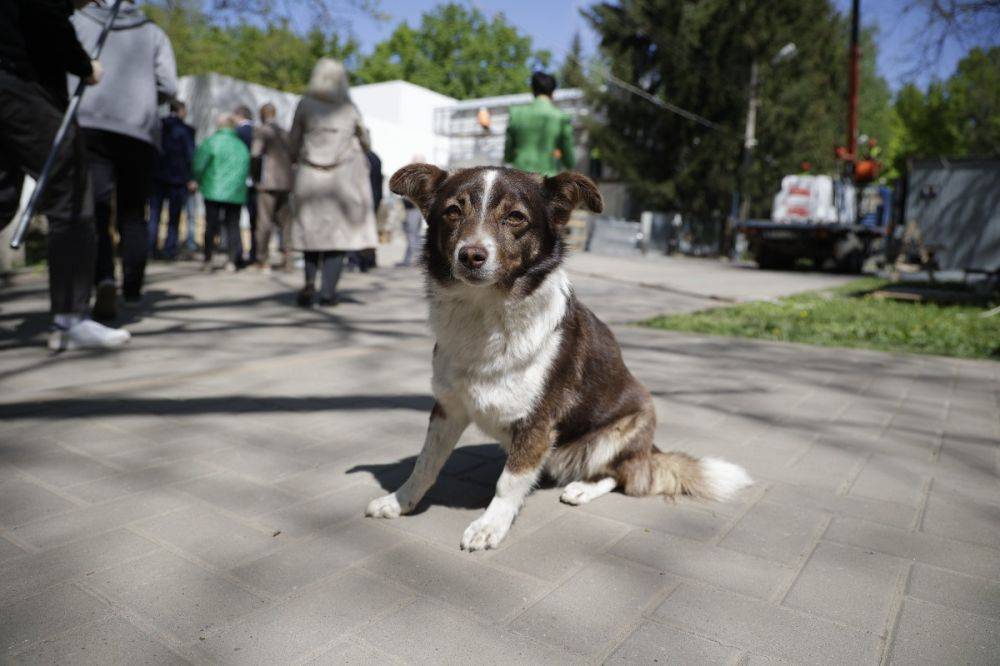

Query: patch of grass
[641,278,1000,360]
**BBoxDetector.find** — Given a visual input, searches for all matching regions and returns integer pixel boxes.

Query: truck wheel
[757,252,793,270]
[835,250,864,274]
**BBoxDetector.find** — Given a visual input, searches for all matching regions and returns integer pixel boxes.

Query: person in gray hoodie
[71,0,177,318]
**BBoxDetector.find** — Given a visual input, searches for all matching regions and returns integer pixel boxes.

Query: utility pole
[846,0,861,174]
[738,59,760,221]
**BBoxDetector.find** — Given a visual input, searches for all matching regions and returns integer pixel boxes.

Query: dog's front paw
[365,493,403,519]
[460,513,512,551]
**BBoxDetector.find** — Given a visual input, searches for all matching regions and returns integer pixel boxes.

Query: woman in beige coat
[289,58,377,306]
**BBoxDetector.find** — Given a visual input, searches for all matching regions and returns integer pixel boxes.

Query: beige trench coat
[288,97,377,252]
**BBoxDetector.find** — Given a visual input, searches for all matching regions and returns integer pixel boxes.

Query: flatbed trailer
[736,220,886,273]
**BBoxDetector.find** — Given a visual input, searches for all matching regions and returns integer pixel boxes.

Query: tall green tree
[355,3,551,98]
[560,32,587,89]
[888,47,1000,174]
[583,0,869,219]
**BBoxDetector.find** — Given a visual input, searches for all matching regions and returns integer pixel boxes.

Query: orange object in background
[476,106,491,132]
[855,159,881,183]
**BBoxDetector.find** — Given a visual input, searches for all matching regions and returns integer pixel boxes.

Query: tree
[355,3,551,99]
[560,32,587,89]
[888,46,1000,174]
[582,0,872,219]
[902,0,1000,70]
[142,0,359,92]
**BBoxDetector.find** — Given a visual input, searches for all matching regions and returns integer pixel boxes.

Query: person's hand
[187,180,199,193]
[86,60,103,85]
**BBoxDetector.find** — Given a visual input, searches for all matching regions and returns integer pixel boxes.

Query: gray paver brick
[605,621,739,664]
[196,444,314,484]
[510,559,673,657]
[783,541,905,630]
[826,517,1000,581]
[769,441,864,492]
[610,528,790,599]
[3,443,119,488]
[719,500,826,565]
[0,535,26,563]
[357,597,575,664]
[87,550,266,641]
[363,538,547,623]
[10,489,190,549]
[261,482,381,538]
[920,492,1000,550]
[849,454,929,506]
[0,530,159,603]
[176,471,300,518]
[1,584,111,655]
[197,570,411,665]
[907,564,1000,620]
[0,477,77,528]
[765,482,916,529]
[133,506,281,569]
[7,616,189,665]
[653,582,879,665]
[889,597,1000,665]
[579,491,730,541]
[232,519,402,597]
[488,511,631,581]
[305,640,398,665]
[66,459,216,504]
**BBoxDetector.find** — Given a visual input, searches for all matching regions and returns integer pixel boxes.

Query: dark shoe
[297,285,315,308]
[318,295,339,307]
[92,280,118,322]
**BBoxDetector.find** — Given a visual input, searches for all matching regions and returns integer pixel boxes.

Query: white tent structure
[176,74,454,181]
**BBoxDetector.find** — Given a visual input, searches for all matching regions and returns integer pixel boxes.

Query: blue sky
[338,0,994,93]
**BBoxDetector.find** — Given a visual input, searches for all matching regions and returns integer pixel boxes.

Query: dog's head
[389,164,603,290]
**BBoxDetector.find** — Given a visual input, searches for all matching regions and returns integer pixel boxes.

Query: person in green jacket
[503,72,575,177]
[191,113,250,271]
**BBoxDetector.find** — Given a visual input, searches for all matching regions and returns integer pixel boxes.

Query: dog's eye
[443,205,462,221]
[505,211,527,225]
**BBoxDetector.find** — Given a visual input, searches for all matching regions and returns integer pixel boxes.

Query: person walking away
[0,0,130,350]
[148,100,194,261]
[192,113,249,272]
[348,129,381,272]
[397,152,424,267]
[289,58,376,307]
[251,102,293,272]
[72,0,177,319]
[234,105,258,265]
[503,71,575,177]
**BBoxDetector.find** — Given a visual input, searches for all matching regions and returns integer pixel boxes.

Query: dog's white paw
[460,514,511,551]
[560,481,594,505]
[365,493,402,519]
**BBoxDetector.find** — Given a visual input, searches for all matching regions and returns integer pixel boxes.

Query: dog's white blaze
[453,169,501,281]
[430,268,570,440]
[478,168,498,227]
[699,457,752,501]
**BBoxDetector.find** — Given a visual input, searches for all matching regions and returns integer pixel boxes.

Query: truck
[737,174,891,273]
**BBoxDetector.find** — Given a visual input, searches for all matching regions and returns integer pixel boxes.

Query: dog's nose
[458,244,488,269]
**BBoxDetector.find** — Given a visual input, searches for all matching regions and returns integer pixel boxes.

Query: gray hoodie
[71,3,177,148]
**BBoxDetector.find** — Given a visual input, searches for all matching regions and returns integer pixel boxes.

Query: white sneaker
[224,261,237,273]
[48,319,131,351]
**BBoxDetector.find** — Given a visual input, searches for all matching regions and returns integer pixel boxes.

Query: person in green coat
[191,113,250,271]
[503,72,575,177]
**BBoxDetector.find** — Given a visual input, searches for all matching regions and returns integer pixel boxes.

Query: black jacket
[367,150,383,213]
[155,115,196,185]
[0,0,93,108]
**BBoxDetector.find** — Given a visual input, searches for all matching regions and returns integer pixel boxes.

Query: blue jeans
[183,193,198,249]
[148,182,188,258]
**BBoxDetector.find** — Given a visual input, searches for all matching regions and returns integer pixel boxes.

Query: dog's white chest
[430,271,569,440]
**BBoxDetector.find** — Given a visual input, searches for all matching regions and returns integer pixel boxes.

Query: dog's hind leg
[366,400,469,518]
[560,477,617,505]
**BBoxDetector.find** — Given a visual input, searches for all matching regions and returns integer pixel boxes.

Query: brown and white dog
[365,164,751,550]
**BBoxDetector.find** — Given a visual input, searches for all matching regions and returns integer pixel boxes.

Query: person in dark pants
[0,0,130,350]
[234,104,258,265]
[148,99,195,260]
[72,0,177,317]
[192,113,249,271]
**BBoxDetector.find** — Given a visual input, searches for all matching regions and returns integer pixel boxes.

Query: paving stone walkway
[0,253,997,665]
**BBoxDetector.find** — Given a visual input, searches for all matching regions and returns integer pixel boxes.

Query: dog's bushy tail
[628,449,751,501]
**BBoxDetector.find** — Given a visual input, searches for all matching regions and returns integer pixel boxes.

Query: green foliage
[581,0,892,219]
[355,3,550,98]
[641,278,1000,360]
[142,0,360,92]
[559,32,587,89]
[888,47,1000,174]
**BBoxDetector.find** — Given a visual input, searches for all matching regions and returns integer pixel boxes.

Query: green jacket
[193,128,250,204]
[504,97,575,176]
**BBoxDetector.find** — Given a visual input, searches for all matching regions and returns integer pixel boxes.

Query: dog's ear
[389,163,448,217]
[543,172,603,226]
